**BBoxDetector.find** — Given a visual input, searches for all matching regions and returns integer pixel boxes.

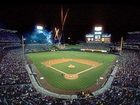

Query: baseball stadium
[22,23,117,96]
[0,4,140,105]
[21,23,121,99]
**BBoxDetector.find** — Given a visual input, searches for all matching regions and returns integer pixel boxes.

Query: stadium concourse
[0,29,140,105]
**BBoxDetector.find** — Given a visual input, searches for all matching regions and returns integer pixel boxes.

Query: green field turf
[52,61,91,74]
[27,51,117,90]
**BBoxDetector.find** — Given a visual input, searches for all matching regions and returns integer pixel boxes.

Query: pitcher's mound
[68,64,75,69]
[64,74,78,80]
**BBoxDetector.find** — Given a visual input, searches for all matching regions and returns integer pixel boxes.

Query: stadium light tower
[94,26,102,31]
[36,25,43,30]
[22,35,26,55]
[22,35,26,66]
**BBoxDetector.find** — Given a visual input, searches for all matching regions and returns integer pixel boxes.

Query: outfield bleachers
[25,44,56,53]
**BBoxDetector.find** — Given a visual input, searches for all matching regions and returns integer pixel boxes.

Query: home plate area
[64,74,78,80]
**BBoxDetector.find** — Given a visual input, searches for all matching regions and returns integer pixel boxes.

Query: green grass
[27,51,117,90]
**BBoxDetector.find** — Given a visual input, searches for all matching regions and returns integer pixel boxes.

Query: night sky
[0,3,140,42]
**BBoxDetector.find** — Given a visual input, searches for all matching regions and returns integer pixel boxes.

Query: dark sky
[0,3,140,42]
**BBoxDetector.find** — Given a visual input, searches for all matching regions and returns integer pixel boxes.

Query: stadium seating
[0,29,20,43]
[0,30,140,105]
[125,34,140,44]
[25,44,57,53]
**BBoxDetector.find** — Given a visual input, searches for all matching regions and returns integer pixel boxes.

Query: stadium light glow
[94,32,102,34]
[28,26,52,44]
[94,26,102,31]
[86,34,94,37]
[36,25,43,30]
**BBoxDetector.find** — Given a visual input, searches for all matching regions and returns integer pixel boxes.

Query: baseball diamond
[27,51,116,94]
[42,58,102,80]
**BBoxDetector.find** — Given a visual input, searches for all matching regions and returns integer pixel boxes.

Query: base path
[42,58,102,80]
[42,58,101,67]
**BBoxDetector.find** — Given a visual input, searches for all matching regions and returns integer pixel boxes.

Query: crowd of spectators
[80,43,112,51]
[0,46,140,105]
[125,33,140,44]
[25,44,54,53]
[112,50,140,88]
[0,29,20,43]
[0,30,140,105]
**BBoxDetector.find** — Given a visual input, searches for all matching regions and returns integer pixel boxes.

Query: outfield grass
[27,51,117,90]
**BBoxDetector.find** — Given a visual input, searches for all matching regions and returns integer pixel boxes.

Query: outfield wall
[92,64,118,96]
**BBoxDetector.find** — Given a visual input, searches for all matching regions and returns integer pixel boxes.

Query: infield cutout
[42,58,102,80]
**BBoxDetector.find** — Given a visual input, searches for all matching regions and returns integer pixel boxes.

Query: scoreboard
[86,34,111,43]
[85,26,111,43]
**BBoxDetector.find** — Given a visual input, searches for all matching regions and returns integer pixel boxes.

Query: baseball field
[27,51,116,93]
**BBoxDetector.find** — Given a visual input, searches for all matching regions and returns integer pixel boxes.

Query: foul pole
[21,35,25,66]
[120,36,123,55]
[22,35,24,55]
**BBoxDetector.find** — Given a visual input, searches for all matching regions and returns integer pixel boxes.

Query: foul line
[48,66,97,75]
[47,64,102,75]
[48,66,66,74]
[76,66,95,75]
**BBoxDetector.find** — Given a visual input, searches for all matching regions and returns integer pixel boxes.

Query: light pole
[120,36,123,55]
[22,35,24,55]
[21,35,25,67]
[22,35,26,63]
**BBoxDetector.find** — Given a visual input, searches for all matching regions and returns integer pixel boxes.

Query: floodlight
[94,26,102,31]
[94,32,102,34]
[86,34,94,37]
[36,25,43,30]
